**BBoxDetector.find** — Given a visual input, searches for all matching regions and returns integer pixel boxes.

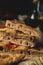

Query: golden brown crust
[0,40,27,52]
[11,39,35,47]
[5,20,42,41]
[0,53,25,65]
[14,46,27,51]
[1,39,34,48]
[0,31,35,48]
[0,40,9,47]
[0,27,15,40]
[28,49,43,54]
[0,27,35,42]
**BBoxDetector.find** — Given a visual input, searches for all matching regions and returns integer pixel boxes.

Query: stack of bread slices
[0,20,42,65]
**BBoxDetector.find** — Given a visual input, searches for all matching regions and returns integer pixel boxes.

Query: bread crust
[0,40,27,52]
[5,20,42,41]
[0,27,35,42]
[0,52,25,65]
[3,38,35,47]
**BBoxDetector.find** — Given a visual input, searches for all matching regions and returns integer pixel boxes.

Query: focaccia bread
[2,38,35,47]
[3,31,35,43]
[0,27,28,40]
[0,27,15,40]
[0,27,35,48]
[0,40,34,52]
[0,40,27,52]
[0,25,42,44]
[0,52,25,65]
[10,39,35,47]
[4,44,27,53]
[0,27,35,42]
[5,20,42,41]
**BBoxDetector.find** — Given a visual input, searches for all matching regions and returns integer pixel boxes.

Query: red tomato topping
[4,42,18,50]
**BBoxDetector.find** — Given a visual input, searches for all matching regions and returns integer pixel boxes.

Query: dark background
[0,0,43,17]
[0,0,33,16]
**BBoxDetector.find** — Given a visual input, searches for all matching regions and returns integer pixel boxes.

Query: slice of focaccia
[0,25,42,43]
[0,27,35,48]
[1,38,35,48]
[0,40,27,53]
[0,52,25,65]
[0,26,31,39]
[10,39,35,47]
[0,26,29,40]
[5,20,42,41]
[4,44,27,54]
[3,30,35,42]
[0,27,15,40]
